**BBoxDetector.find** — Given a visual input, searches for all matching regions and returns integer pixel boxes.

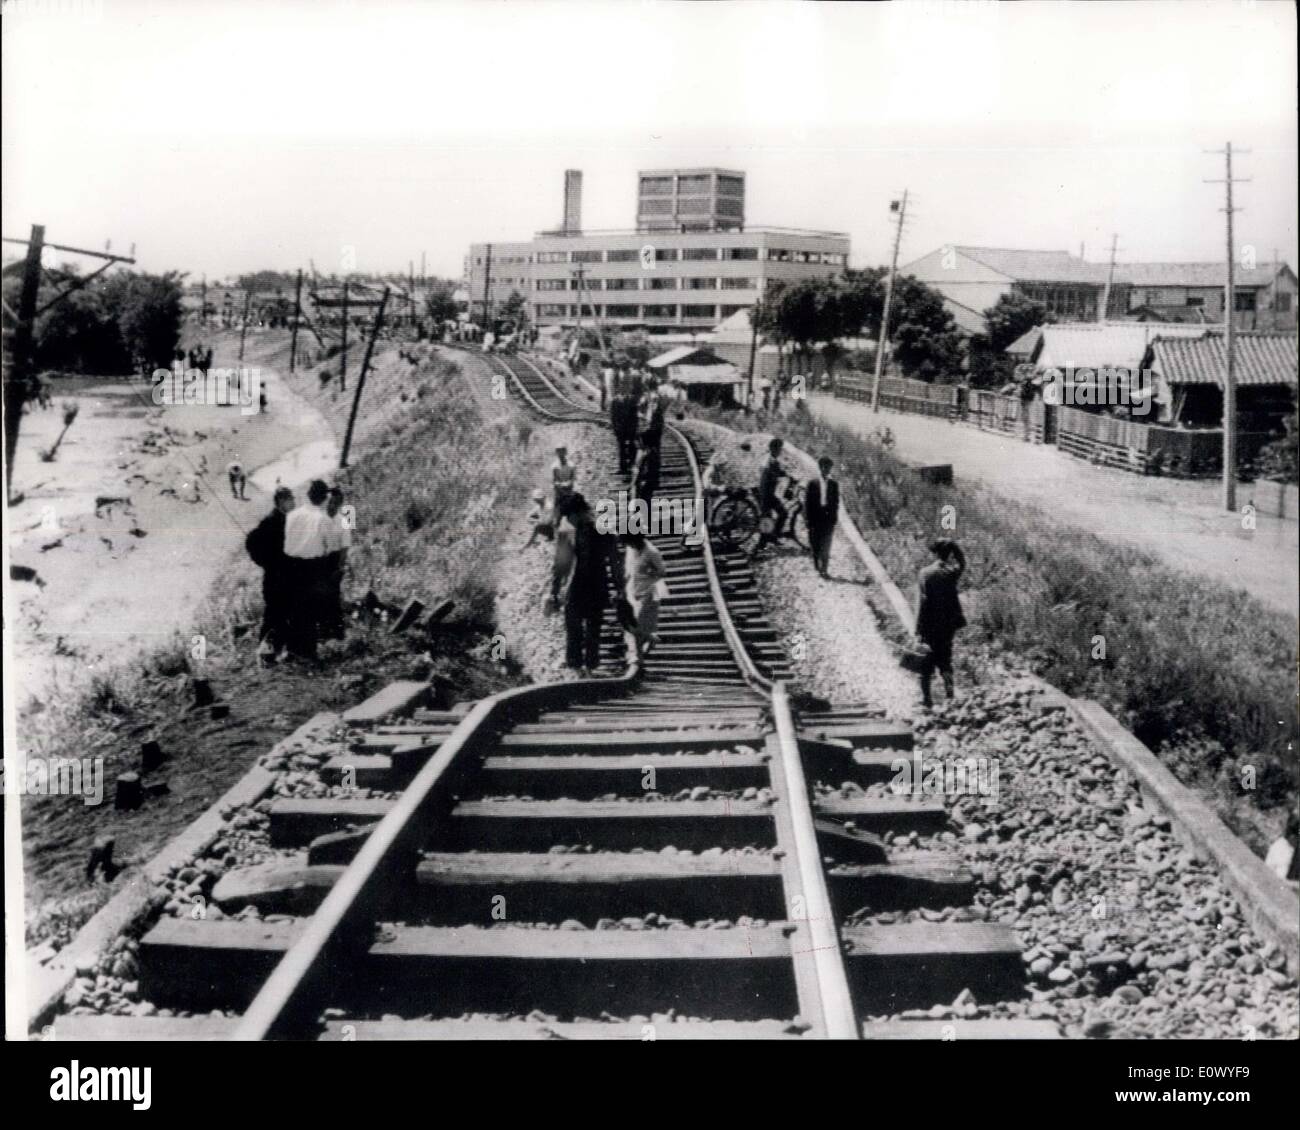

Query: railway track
[56,347,1044,1041]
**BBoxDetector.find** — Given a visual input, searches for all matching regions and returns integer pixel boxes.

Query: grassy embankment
[686,400,1297,857]
[23,346,541,943]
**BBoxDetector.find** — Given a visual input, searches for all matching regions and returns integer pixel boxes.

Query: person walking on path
[611,392,637,475]
[632,429,661,509]
[620,530,666,661]
[245,486,296,664]
[551,445,576,506]
[227,460,248,500]
[914,538,967,709]
[553,492,626,676]
[805,455,840,578]
[283,478,346,659]
[756,436,791,551]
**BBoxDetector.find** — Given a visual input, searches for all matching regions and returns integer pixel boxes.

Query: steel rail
[234,345,856,1039]
[494,355,858,1037]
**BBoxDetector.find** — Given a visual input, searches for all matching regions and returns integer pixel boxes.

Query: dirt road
[807,393,1299,620]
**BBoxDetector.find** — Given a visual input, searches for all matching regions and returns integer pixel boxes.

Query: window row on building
[528,247,845,266]
[533,303,748,320]
[538,276,759,292]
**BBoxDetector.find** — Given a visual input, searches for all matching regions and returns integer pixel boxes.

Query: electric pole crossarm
[1,236,134,264]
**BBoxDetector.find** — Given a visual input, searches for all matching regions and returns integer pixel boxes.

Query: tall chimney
[563,170,583,234]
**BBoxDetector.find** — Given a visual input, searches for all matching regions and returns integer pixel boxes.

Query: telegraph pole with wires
[340,280,349,391]
[870,190,908,413]
[1100,233,1120,322]
[2,224,135,489]
[1206,142,1250,512]
[573,265,606,358]
[289,268,303,372]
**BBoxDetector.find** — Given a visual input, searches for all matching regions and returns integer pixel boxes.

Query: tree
[103,271,186,372]
[887,275,964,380]
[236,270,299,294]
[498,289,528,328]
[33,273,130,375]
[21,268,182,376]
[424,281,460,326]
[984,291,1053,352]
[967,292,1054,389]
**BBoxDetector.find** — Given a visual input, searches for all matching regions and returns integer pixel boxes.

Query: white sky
[2,0,1296,280]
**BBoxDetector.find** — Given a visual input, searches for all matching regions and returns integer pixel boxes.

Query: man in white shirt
[601,362,615,410]
[283,479,345,657]
[551,446,576,505]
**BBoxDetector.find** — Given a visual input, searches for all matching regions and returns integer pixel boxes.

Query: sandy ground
[806,393,1299,620]
[6,330,337,714]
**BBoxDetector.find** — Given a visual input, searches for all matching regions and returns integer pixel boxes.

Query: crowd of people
[716,430,965,708]
[518,366,674,677]
[246,478,352,664]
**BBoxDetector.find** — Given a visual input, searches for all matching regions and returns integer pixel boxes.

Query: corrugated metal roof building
[1148,332,1298,388]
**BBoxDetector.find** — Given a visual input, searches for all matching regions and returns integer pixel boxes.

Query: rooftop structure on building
[466,168,849,335]
[637,168,746,233]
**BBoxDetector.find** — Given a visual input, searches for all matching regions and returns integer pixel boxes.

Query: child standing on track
[620,531,667,661]
[914,538,967,709]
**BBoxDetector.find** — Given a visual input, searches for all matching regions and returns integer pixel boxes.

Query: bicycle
[707,479,808,554]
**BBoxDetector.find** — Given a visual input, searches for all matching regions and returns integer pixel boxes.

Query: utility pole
[1206,142,1251,512]
[340,288,389,468]
[289,268,303,372]
[200,274,207,329]
[340,281,349,391]
[4,224,45,483]
[2,225,134,488]
[482,244,493,333]
[409,261,417,332]
[238,289,252,362]
[870,190,908,413]
[573,266,606,356]
[1100,233,1119,323]
[746,306,759,410]
[420,251,426,287]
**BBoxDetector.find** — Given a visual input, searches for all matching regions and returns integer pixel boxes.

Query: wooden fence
[829,380,1275,478]
[1054,406,1273,475]
[832,372,961,418]
[967,389,1045,443]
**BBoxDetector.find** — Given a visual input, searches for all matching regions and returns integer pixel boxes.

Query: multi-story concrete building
[466,168,849,334]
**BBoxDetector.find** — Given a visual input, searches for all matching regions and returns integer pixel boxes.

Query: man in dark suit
[915,538,967,708]
[805,456,840,577]
[245,486,296,664]
[611,392,637,474]
[554,493,626,676]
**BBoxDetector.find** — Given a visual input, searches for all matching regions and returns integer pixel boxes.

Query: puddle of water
[250,438,340,493]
